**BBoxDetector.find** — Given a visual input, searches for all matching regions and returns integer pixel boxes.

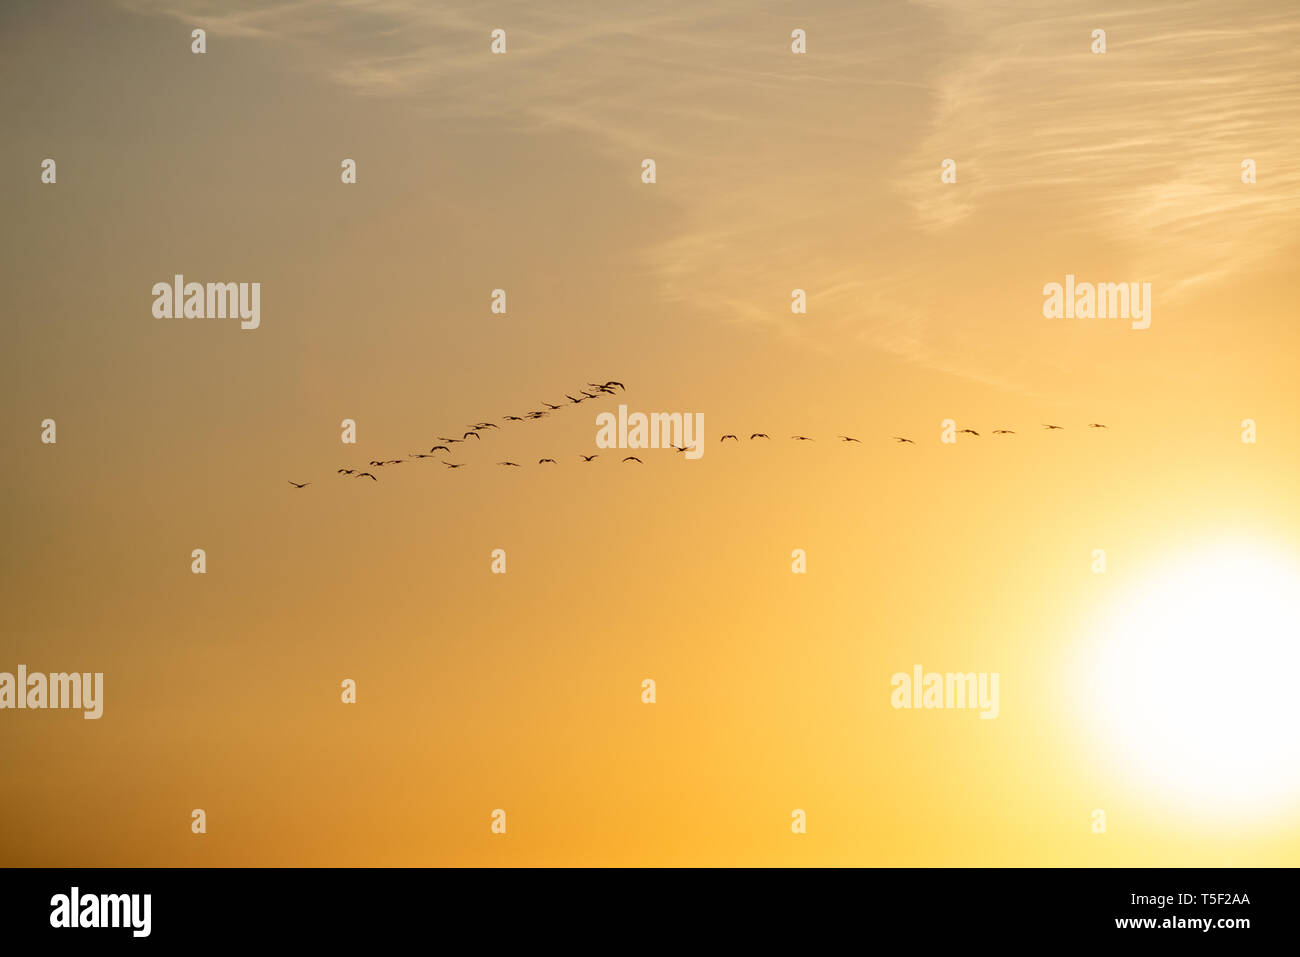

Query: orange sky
[2,0,1299,865]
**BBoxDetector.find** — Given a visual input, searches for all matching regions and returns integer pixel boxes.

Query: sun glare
[1077,543,1300,813]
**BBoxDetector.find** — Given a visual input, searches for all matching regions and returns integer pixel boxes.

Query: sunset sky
[2,0,1299,865]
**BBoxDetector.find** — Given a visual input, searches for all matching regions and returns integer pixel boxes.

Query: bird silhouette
[1043,424,1064,430]
[538,458,557,464]
[958,429,979,436]
[791,435,814,441]
[542,401,562,410]
[429,446,450,453]
[337,469,356,475]
[497,461,520,467]
[581,454,599,462]
[477,423,499,430]
[288,481,311,488]
[838,436,861,443]
[750,433,770,440]
[357,472,378,481]
[992,430,1015,435]
[893,437,915,443]
[720,434,739,442]
[444,463,465,469]
[622,456,642,463]
[463,432,480,440]
[1088,423,1108,428]
[503,415,524,422]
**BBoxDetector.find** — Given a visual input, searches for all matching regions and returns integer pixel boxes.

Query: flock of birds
[724,422,1107,446]
[287,378,1109,487]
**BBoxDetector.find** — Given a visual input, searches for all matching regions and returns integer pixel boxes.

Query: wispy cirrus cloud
[119,0,1300,392]
[900,0,1300,295]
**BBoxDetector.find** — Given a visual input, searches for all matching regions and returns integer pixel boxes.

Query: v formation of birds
[290,380,1108,486]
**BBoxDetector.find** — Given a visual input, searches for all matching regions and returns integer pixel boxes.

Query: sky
[2,0,1298,865]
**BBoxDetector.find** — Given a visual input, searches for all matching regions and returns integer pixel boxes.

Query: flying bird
[429,446,450,453]
[337,469,356,475]
[357,472,377,481]
[566,394,583,404]
[1088,423,1108,429]
[581,454,599,461]
[542,401,562,410]
[750,433,770,440]
[497,461,520,467]
[476,422,499,430]
[958,429,979,436]
[622,456,642,463]
[443,463,465,469]
[438,437,462,444]
[838,436,861,443]
[288,481,311,488]
[720,434,738,442]
[503,415,525,422]
[992,430,1015,435]
[893,437,915,444]
[1043,424,1064,430]
[791,435,814,441]
[463,432,480,440]
[538,458,557,464]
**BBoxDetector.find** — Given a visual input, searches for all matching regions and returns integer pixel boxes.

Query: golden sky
[2,0,1298,865]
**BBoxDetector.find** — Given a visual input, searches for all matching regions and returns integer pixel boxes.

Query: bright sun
[1078,543,1300,812]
